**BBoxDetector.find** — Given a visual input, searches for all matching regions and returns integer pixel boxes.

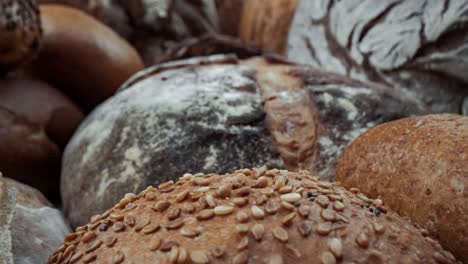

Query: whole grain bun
[336,114,468,262]
[0,176,70,264]
[49,168,457,263]
[0,77,84,149]
[31,4,144,111]
[61,54,428,227]
[0,0,42,73]
[239,0,468,114]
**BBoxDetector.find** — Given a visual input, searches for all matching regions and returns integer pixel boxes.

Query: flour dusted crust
[62,55,430,227]
[62,55,284,227]
[0,0,41,72]
[50,168,458,263]
[1,177,70,264]
[336,114,468,262]
[286,0,468,114]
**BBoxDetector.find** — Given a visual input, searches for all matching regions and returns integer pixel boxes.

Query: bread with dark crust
[49,168,458,263]
[336,114,468,262]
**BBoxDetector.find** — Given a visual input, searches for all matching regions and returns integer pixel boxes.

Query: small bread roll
[0,177,70,264]
[0,107,61,199]
[0,0,42,72]
[32,4,144,111]
[336,114,468,262]
[49,168,457,263]
[0,77,84,149]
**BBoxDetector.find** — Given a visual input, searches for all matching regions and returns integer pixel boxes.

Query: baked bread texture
[336,114,468,262]
[50,168,458,263]
[61,54,430,227]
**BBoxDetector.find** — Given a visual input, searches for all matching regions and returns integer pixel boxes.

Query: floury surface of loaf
[0,177,70,264]
[287,0,468,114]
[62,55,428,227]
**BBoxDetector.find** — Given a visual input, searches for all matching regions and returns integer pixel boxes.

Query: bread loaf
[336,114,468,262]
[61,55,428,227]
[0,77,84,149]
[32,4,144,111]
[0,0,41,72]
[240,0,468,114]
[50,168,457,263]
[38,0,219,65]
[0,176,70,264]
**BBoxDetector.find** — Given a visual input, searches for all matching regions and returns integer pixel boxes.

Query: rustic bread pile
[0,0,467,263]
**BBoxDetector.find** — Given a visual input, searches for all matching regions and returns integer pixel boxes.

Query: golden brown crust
[239,0,298,54]
[336,114,468,263]
[0,0,42,72]
[49,168,457,263]
[243,58,319,172]
[32,4,144,111]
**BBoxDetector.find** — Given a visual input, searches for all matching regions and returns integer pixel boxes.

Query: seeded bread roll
[0,0,41,73]
[240,0,468,114]
[336,114,468,262]
[61,54,427,227]
[32,4,144,111]
[49,168,457,263]
[0,176,70,264]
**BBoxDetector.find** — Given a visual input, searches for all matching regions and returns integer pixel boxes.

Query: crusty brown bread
[49,168,457,263]
[38,0,219,65]
[0,0,42,73]
[0,107,61,199]
[0,177,70,264]
[0,77,84,149]
[239,0,468,114]
[336,114,468,262]
[61,54,429,227]
[31,4,144,111]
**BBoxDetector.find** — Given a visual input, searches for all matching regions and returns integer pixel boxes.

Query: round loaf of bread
[0,177,70,264]
[49,168,457,263]
[0,0,42,73]
[336,114,468,262]
[32,4,144,111]
[239,0,468,114]
[61,54,428,227]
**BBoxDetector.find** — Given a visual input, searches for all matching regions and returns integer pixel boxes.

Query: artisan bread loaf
[240,0,468,114]
[50,168,457,263]
[336,114,468,262]
[61,55,427,227]
[0,176,70,264]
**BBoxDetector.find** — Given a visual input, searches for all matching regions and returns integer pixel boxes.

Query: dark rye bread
[0,177,70,264]
[240,0,468,114]
[61,54,427,227]
[39,0,219,65]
